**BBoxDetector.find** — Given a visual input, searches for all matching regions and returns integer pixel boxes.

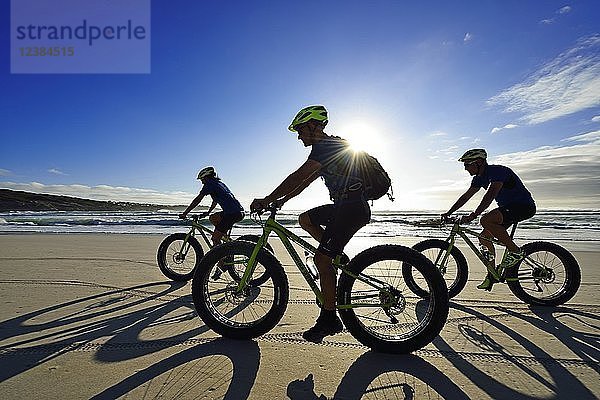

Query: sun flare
[339,121,384,154]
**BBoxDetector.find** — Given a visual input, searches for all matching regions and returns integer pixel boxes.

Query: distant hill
[0,189,184,212]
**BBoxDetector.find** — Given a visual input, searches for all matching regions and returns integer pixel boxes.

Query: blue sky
[1,0,599,211]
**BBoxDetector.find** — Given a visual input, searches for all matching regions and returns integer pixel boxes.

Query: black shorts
[214,211,244,234]
[306,200,371,258]
[498,203,536,228]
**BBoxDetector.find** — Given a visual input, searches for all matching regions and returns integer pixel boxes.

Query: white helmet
[197,166,216,179]
[458,149,487,162]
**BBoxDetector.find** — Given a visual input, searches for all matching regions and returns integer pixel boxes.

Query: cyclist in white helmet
[250,105,371,343]
[441,149,536,290]
[180,166,244,246]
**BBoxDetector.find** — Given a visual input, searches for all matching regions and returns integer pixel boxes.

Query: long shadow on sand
[0,279,262,398]
[0,281,203,382]
[287,351,470,400]
[91,338,260,399]
[432,302,598,399]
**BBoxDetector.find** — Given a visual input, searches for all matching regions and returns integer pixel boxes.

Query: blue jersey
[199,179,243,214]
[308,136,362,202]
[472,164,535,207]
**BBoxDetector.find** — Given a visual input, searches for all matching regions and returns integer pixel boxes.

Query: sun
[339,121,384,154]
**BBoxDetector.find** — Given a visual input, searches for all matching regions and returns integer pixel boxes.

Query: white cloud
[437,145,459,154]
[539,5,572,24]
[558,5,572,14]
[0,182,195,206]
[0,169,10,176]
[560,129,600,143]
[592,115,600,122]
[429,131,447,137]
[491,130,600,208]
[48,168,67,176]
[490,124,519,134]
[463,33,473,43]
[488,35,600,124]
[418,129,600,209]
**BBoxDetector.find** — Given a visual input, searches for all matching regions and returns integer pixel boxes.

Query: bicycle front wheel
[157,233,204,281]
[192,241,289,339]
[224,234,274,286]
[506,241,581,306]
[338,245,449,354]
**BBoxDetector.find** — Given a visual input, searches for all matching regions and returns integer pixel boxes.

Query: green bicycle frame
[436,222,515,281]
[178,216,232,258]
[238,211,395,309]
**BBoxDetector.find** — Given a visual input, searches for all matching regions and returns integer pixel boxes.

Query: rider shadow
[287,352,469,400]
[432,302,597,399]
[0,280,202,381]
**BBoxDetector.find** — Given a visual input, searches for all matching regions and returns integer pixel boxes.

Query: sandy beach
[0,233,598,399]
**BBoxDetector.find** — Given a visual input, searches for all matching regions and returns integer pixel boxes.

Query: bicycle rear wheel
[506,241,581,306]
[192,241,289,339]
[157,233,204,281]
[405,239,468,298]
[338,245,449,354]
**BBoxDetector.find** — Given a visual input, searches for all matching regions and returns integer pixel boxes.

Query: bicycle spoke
[203,254,277,328]
[347,258,436,341]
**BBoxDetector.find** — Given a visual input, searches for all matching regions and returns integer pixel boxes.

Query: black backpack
[350,150,394,201]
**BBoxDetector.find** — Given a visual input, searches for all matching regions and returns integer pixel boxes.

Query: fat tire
[157,233,204,281]
[338,245,449,354]
[226,234,274,285]
[506,241,581,306]
[406,239,469,298]
[192,241,289,339]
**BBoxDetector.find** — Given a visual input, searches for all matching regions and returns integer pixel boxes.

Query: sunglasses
[463,161,478,167]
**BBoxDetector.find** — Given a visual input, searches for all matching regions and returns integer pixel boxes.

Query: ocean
[1,209,599,243]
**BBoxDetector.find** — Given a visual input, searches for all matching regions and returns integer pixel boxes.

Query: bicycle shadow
[0,278,263,398]
[287,352,469,400]
[92,338,260,400]
[432,302,598,399]
[0,281,201,381]
[502,305,600,369]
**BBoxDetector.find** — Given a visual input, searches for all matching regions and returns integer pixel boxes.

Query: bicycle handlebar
[411,215,468,227]
[180,212,210,222]
[253,204,279,216]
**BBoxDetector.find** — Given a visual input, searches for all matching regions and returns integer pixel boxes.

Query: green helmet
[197,166,216,180]
[458,149,487,162]
[288,105,328,132]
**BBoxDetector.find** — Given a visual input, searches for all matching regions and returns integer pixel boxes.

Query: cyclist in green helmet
[441,149,536,290]
[250,105,371,343]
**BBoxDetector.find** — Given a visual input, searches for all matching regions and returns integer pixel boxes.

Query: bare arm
[180,193,205,218]
[251,159,321,210]
[444,185,480,216]
[206,199,218,214]
[473,181,502,216]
